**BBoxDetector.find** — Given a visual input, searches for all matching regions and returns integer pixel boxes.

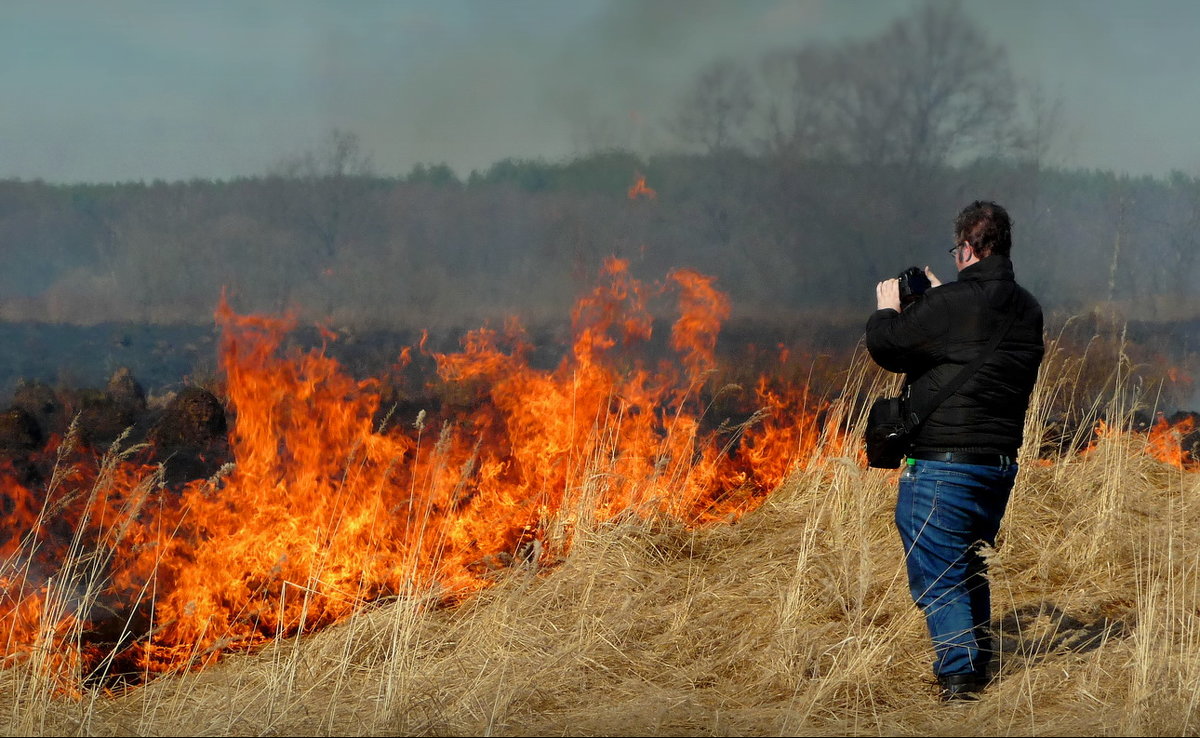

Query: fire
[1167,366,1192,385]
[627,172,657,201]
[0,261,835,687]
[1147,413,1197,468]
[1058,413,1198,470]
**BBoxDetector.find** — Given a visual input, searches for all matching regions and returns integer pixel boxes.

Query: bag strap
[905,286,1019,428]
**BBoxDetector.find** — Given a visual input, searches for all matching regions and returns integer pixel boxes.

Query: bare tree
[268,129,376,314]
[273,129,374,263]
[759,45,841,163]
[764,1,1021,172]
[1008,81,1067,249]
[670,58,756,154]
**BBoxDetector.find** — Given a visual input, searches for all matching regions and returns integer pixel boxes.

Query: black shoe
[938,672,985,702]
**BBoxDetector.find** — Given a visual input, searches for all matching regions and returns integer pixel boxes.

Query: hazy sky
[3,0,1199,183]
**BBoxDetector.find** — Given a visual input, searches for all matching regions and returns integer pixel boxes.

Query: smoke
[6,1,1200,182]
[305,1,793,172]
[0,0,885,182]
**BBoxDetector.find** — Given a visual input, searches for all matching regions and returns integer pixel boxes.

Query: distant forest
[2,2,1198,334]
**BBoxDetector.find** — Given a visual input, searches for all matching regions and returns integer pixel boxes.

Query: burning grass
[1,260,849,690]
[2,262,1199,735]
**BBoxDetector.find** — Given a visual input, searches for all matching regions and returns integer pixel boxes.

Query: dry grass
[3,338,1200,736]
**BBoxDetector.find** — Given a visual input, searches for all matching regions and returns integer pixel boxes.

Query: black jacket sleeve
[864,287,953,374]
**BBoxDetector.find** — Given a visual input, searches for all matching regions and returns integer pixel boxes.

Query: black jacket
[865,255,1044,457]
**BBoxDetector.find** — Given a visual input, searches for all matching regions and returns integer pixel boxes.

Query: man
[865,201,1044,701]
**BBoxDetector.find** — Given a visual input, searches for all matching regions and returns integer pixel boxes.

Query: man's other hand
[876,279,901,312]
[925,266,942,288]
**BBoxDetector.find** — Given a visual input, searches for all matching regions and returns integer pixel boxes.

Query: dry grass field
[2,327,1198,737]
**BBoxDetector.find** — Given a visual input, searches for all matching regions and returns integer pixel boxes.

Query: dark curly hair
[954,201,1012,258]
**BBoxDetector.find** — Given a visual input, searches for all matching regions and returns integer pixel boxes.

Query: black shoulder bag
[865,305,1018,469]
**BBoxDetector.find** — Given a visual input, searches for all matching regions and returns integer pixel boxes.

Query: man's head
[953,201,1012,269]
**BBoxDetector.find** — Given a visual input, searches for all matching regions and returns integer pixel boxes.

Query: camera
[897,266,931,307]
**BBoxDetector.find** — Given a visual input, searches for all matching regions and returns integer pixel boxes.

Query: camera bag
[865,393,917,468]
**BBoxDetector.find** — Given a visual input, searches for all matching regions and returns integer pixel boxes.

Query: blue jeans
[896,458,1016,679]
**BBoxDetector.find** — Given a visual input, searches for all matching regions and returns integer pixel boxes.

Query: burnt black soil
[0,322,219,400]
[0,317,867,402]
[1,315,1195,410]
[0,321,433,401]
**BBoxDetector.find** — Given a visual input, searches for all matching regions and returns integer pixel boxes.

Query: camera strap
[904,285,1019,429]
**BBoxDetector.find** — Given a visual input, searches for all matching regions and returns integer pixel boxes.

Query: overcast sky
[3,0,1199,183]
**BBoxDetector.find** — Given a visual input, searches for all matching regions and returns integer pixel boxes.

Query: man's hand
[924,266,942,288]
[876,278,901,312]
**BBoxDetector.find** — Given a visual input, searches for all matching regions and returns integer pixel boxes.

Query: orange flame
[1148,413,1197,468]
[627,172,657,201]
[0,263,837,685]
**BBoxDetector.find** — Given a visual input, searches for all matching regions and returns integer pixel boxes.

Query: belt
[908,450,1014,467]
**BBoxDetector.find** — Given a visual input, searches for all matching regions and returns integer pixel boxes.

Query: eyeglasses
[948,242,967,256]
